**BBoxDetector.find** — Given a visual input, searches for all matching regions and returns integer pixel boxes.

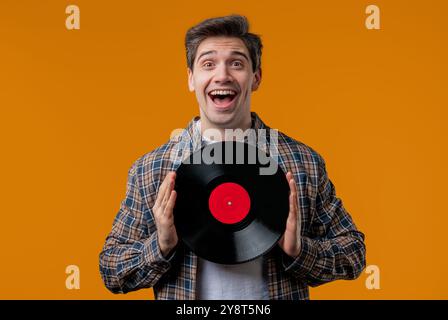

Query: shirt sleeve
[99,161,174,294]
[282,155,366,287]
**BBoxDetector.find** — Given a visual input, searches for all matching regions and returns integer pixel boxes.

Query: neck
[200,114,252,142]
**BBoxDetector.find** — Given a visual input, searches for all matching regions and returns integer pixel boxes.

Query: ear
[187,68,195,92]
[251,68,262,91]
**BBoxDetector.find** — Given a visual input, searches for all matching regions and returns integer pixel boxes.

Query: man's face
[188,36,261,130]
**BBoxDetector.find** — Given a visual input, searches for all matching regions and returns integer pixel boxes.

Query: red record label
[208,182,251,224]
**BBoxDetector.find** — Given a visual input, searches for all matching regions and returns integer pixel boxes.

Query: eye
[231,61,244,68]
[202,62,214,69]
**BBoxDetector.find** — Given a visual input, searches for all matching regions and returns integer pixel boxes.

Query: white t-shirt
[195,120,269,300]
[196,257,269,300]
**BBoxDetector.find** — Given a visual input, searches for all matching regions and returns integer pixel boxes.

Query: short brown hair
[185,15,263,72]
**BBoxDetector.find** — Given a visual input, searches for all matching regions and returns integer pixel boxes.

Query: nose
[213,64,233,84]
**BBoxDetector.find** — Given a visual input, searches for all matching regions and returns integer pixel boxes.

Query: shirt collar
[186,111,268,142]
[171,112,274,166]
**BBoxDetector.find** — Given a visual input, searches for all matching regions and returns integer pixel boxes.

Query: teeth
[210,89,236,96]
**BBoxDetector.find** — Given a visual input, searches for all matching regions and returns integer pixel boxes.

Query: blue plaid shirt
[99,112,366,300]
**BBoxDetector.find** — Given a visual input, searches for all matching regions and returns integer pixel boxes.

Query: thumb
[278,234,285,247]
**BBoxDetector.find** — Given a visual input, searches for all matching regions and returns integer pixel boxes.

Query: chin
[201,106,233,122]
[208,112,236,126]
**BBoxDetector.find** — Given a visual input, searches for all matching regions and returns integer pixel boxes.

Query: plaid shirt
[99,112,366,300]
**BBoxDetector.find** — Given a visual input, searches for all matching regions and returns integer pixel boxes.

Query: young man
[99,15,366,300]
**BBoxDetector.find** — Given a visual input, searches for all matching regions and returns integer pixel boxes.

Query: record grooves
[173,141,289,264]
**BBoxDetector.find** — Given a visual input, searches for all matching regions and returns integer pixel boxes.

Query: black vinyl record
[174,141,289,264]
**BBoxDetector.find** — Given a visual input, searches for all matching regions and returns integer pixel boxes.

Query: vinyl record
[173,141,289,264]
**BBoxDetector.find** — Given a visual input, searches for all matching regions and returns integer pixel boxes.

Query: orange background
[0,0,447,299]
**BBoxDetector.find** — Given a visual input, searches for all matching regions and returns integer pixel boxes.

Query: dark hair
[185,15,263,72]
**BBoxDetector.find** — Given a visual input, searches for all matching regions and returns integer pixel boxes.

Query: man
[99,15,366,300]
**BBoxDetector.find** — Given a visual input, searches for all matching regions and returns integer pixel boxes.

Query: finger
[288,194,297,226]
[289,175,297,194]
[164,190,177,217]
[154,178,168,210]
[166,172,177,208]
[289,179,301,236]
[286,171,292,183]
[161,177,174,209]
[162,173,176,207]
[295,192,301,234]
[292,182,299,214]
[155,172,174,209]
[289,192,295,215]
[289,178,297,202]
[278,234,285,246]
[287,192,297,233]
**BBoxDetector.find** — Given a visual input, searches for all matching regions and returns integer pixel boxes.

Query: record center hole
[227,201,232,206]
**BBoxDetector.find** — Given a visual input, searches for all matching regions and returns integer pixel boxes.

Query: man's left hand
[278,171,302,258]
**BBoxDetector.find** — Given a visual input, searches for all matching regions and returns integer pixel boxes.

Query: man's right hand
[153,171,178,258]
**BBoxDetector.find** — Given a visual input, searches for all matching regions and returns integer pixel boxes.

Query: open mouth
[208,89,238,109]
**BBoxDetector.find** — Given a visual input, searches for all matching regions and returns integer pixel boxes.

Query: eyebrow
[196,50,250,63]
